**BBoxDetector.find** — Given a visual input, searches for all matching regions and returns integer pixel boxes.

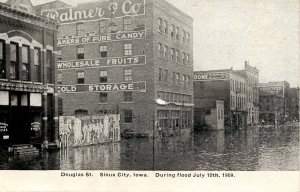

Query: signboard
[57,55,146,70]
[42,0,145,24]
[0,122,8,132]
[57,30,146,46]
[58,81,146,93]
[259,86,284,97]
[194,72,229,81]
[0,81,46,93]
[31,122,41,131]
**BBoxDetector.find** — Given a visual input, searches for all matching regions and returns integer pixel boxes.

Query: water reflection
[0,126,299,170]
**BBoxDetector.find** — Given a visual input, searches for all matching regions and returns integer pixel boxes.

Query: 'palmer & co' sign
[42,0,145,24]
[57,55,146,70]
[58,82,146,93]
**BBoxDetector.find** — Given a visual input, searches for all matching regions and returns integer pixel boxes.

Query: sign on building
[259,86,284,97]
[194,72,229,81]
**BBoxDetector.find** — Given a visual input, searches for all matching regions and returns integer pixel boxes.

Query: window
[206,109,211,115]
[172,72,176,84]
[123,17,132,31]
[176,73,180,85]
[124,43,132,56]
[57,72,62,84]
[163,20,168,34]
[77,71,84,84]
[33,48,41,82]
[123,92,132,102]
[163,45,168,59]
[0,41,5,79]
[99,20,108,34]
[170,24,175,38]
[186,54,190,65]
[124,109,133,123]
[170,48,175,61]
[158,43,162,58]
[175,27,179,40]
[99,70,107,83]
[176,50,180,63]
[182,75,186,86]
[21,46,30,81]
[99,45,107,58]
[99,93,108,103]
[57,49,62,61]
[46,50,52,83]
[186,76,190,86]
[76,23,84,36]
[164,70,168,82]
[182,52,186,64]
[124,68,132,81]
[182,30,186,42]
[77,46,84,59]
[159,68,163,82]
[187,32,190,43]
[10,43,18,80]
[158,17,163,33]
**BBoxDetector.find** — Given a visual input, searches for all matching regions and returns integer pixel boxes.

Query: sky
[2,0,299,87]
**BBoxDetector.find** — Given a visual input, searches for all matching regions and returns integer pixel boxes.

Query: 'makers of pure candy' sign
[42,0,145,24]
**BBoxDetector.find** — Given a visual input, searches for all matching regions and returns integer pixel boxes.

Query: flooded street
[0,125,299,171]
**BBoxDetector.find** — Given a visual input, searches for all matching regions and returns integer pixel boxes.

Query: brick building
[36,0,194,136]
[235,62,259,125]
[259,81,290,124]
[194,69,247,129]
[0,0,59,148]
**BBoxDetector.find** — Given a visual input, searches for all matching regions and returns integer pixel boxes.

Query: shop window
[57,49,62,61]
[0,91,9,105]
[46,50,53,83]
[0,41,5,79]
[30,93,42,107]
[157,17,162,33]
[10,93,18,106]
[158,43,162,58]
[124,109,133,123]
[21,93,28,106]
[123,92,132,102]
[124,68,132,81]
[163,45,168,59]
[99,70,107,83]
[99,45,107,58]
[77,71,84,84]
[10,43,18,80]
[123,17,132,31]
[99,93,108,103]
[158,68,163,82]
[57,72,62,84]
[76,23,84,36]
[34,48,41,82]
[170,24,175,38]
[170,48,175,61]
[124,43,132,56]
[163,20,168,34]
[99,20,108,34]
[77,46,84,59]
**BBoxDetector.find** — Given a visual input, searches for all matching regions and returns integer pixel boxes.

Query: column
[42,91,48,148]
[29,47,34,82]
[18,45,22,80]
[5,42,10,80]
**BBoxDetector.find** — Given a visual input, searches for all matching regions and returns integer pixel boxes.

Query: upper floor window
[163,20,168,34]
[164,70,168,82]
[187,32,190,43]
[124,43,132,56]
[172,72,176,84]
[158,43,162,58]
[76,23,84,36]
[163,45,168,59]
[57,49,62,61]
[77,71,84,84]
[170,24,175,38]
[123,17,132,31]
[99,45,107,58]
[186,54,190,65]
[176,73,180,85]
[99,70,107,83]
[57,72,62,84]
[99,20,108,34]
[0,41,5,79]
[33,48,41,82]
[77,46,84,59]
[124,68,132,81]
[176,50,180,63]
[170,48,175,61]
[175,27,179,40]
[21,46,30,81]
[182,30,186,42]
[123,92,133,102]
[182,52,186,64]
[158,17,163,33]
[99,93,108,103]
[46,50,53,83]
[10,43,18,80]
[158,68,163,82]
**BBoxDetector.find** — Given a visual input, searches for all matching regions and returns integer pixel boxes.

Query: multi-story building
[0,0,59,148]
[36,0,194,136]
[288,87,299,122]
[259,81,290,124]
[194,69,247,129]
[235,62,259,125]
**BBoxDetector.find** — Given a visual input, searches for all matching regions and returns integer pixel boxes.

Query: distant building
[259,81,290,124]
[36,0,194,136]
[194,69,247,129]
[288,87,299,122]
[0,0,58,148]
[235,62,259,125]
[194,99,224,130]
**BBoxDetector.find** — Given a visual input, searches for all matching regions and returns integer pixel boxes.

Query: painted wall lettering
[194,72,229,81]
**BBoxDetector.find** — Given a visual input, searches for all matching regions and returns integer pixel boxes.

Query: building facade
[0,0,59,148]
[288,87,299,122]
[194,69,247,129]
[37,0,194,136]
[235,62,259,125]
[259,81,290,124]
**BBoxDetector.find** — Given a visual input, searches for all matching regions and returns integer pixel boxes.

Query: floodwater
[0,125,299,171]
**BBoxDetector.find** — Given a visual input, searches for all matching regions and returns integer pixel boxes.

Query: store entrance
[9,107,30,144]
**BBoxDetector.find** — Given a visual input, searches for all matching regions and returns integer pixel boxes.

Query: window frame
[124,43,132,56]
[77,71,85,84]
[33,47,41,82]
[76,22,84,36]
[99,19,108,34]
[123,17,132,31]
[99,70,108,83]
[99,45,108,58]
[21,45,30,81]
[76,46,84,59]
[124,68,132,81]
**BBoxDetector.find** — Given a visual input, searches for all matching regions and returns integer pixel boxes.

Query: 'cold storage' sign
[259,86,284,97]
[57,55,146,70]
[42,0,145,24]
[58,82,146,93]
[57,31,146,46]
